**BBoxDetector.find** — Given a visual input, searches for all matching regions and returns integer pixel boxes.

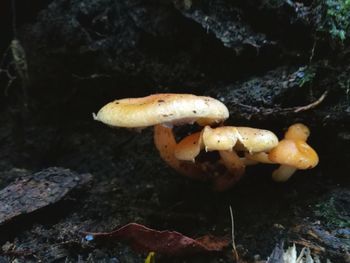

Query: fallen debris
[83,222,230,256]
[229,206,240,262]
[0,167,92,226]
[1,241,33,257]
[233,90,328,116]
[267,243,325,263]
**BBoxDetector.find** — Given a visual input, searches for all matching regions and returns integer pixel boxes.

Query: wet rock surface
[0,0,349,262]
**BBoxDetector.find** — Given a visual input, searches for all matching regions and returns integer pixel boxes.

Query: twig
[296,246,306,263]
[292,239,325,253]
[229,206,239,262]
[293,90,328,113]
[235,90,328,115]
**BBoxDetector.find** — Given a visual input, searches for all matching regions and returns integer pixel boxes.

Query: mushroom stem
[244,152,275,165]
[272,165,297,182]
[219,150,245,177]
[213,150,245,191]
[241,158,259,166]
[153,124,203,179]
[154,124,177,168]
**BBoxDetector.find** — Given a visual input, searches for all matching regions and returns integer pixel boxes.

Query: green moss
[318,0,350,41]
[314,197,350,228]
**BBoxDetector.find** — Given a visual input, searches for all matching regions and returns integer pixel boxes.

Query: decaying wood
[0,167,92,226]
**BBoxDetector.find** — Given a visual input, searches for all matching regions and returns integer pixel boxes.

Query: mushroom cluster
[94,94,319,191]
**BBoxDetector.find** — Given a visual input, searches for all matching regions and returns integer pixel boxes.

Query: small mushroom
[94,93,229,179]
[268,123,319,182]
[153,124,203,179]
[174,125,278,189]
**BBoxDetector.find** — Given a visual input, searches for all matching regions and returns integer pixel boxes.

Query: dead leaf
[84,223,229,256]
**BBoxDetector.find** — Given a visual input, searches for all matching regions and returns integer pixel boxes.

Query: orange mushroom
[94,94,229,179]
[269,123,319,182]
[153,124,204,180]
[174,125,278,190]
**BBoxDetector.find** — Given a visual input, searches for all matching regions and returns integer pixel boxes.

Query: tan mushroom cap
[93,94,229,128]
[225,127,279,153]
[174,126,278,161]
[269,139,319,170]
[202,126,239,152]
